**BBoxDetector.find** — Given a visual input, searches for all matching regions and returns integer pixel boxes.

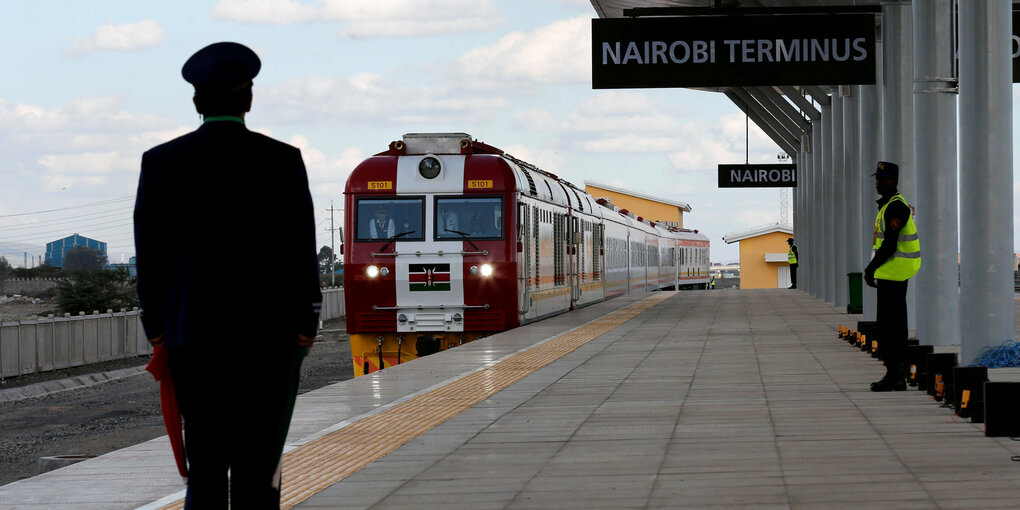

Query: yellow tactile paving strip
[161,292,672,509]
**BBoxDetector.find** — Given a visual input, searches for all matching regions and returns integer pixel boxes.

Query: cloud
[502,144,566,171]
[0,97,188,197]
[211,0,503,37]
[456,15,590,88]
[515,91,681,134]
[69,20,164,56]
[261,72,508,125]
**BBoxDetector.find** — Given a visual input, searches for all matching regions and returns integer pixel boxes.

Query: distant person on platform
[134,42,321,508]
[864,161,921,392]
[786,237,799,289]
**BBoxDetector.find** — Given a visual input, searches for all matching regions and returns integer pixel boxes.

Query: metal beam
[753,87,812,134]
[728,88,800,153]
[778,86,821,121]
[622,6,882,17]
[803,85,832,106]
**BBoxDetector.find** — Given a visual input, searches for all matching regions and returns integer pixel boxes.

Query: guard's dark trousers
[170,340,304,509]
[876,279,909,365]
[789,263,798,288]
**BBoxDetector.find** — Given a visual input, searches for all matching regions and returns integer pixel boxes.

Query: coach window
[355,197,424,242]
[435,196,504,240]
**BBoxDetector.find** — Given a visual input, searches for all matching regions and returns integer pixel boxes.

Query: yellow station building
[722,224,794,289]
[584,181,691,227]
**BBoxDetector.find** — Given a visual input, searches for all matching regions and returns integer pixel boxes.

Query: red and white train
[343,133,709,376]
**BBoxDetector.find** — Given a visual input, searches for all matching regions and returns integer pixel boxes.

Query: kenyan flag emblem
[409,263,451,291]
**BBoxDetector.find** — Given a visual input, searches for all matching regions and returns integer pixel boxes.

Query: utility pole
[326,201,344,287]
[778,153,791,226]
[329,201,336,286]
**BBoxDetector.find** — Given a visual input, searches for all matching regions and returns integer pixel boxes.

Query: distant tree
[0,256,11,281]
[11,262,62,278]
[56,267,138,315]
[317,246,340,274]
[62,246,108,272]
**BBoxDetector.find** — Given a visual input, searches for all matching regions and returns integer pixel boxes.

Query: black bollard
[984,382,1020,437]
[953,366,988,421]
[924,353,958,401]
[906,345,934,389]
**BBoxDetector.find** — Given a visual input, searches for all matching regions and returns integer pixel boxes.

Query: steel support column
[881,1,916,330]
[843,87,862,309]
[859,44,882,321]
[832,93,847,309]
[913,0,959,347]
[821,101,834,305]
[959,0,1014,363]
[811,120,824,299]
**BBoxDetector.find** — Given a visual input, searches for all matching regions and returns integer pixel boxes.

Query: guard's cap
[182,42,260,91]
[872,161,899,179]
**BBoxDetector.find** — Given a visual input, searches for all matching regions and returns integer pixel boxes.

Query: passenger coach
[343,133,709,376]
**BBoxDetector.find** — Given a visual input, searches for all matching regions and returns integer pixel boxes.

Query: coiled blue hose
[974,340,1020,368]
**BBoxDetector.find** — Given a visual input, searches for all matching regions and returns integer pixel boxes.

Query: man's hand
[148,334,165,348]
[297,333,316,354]
[865,273,877,288]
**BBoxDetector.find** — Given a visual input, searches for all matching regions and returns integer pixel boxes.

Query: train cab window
[355,197,425,242]
[435,197,503,240]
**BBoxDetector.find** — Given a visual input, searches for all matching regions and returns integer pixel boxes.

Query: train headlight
[469,265,479,276]
[366,265,380,278]
[480,263,494,277]
[452,313,463,323]
[380,267,390,277]
[397,313,408,323]
[418,156,441,179]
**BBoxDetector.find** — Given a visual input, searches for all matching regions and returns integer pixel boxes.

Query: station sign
[592,14,876,89]
[1014,11,1020,82]
[718,164,797,188]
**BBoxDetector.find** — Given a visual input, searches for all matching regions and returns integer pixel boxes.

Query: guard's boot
[871,362,906,392]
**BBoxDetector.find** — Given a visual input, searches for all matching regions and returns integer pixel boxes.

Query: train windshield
[355,197,425,242]
[435,197,503,240]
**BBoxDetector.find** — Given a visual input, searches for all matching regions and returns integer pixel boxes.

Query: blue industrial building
[45,234,107,268]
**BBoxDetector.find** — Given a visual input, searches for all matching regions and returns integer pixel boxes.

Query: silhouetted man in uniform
[786,237,799,289]
[134,42,321,508]
[864,161,921,392]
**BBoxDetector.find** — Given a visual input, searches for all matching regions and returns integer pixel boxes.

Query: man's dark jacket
[134,120,321,348]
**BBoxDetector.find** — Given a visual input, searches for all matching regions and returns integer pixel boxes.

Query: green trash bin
[847,272,863,314]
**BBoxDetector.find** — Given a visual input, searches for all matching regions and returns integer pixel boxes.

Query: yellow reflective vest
[872,194,921,281]
[787,244,798,264]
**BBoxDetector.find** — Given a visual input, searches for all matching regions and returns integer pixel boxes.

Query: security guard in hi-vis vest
[786,237,798,289]
[864,161,920,392]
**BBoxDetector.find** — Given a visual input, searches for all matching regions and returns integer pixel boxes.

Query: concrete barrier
[1,278,63,295]
[0,288,345,378]
[320,286,344,321]
[0,310,150,379]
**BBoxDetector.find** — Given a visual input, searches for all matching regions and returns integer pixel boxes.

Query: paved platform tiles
[290,290,1020,510]
[3,290,1020,509]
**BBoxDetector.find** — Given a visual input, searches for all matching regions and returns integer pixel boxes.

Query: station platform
[3,290,1020,509]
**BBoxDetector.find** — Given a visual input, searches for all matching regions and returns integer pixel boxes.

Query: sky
[0,0,1016,268]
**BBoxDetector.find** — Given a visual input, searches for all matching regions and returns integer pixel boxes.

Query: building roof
[584,180,692,212]
[721,223,793,244]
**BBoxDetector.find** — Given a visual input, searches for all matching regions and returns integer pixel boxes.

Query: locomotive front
[343,133,519,376]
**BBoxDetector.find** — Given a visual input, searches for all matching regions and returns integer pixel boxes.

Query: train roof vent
[402,133,471,154]
[571,189,584,212]
[519,166,538,196]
